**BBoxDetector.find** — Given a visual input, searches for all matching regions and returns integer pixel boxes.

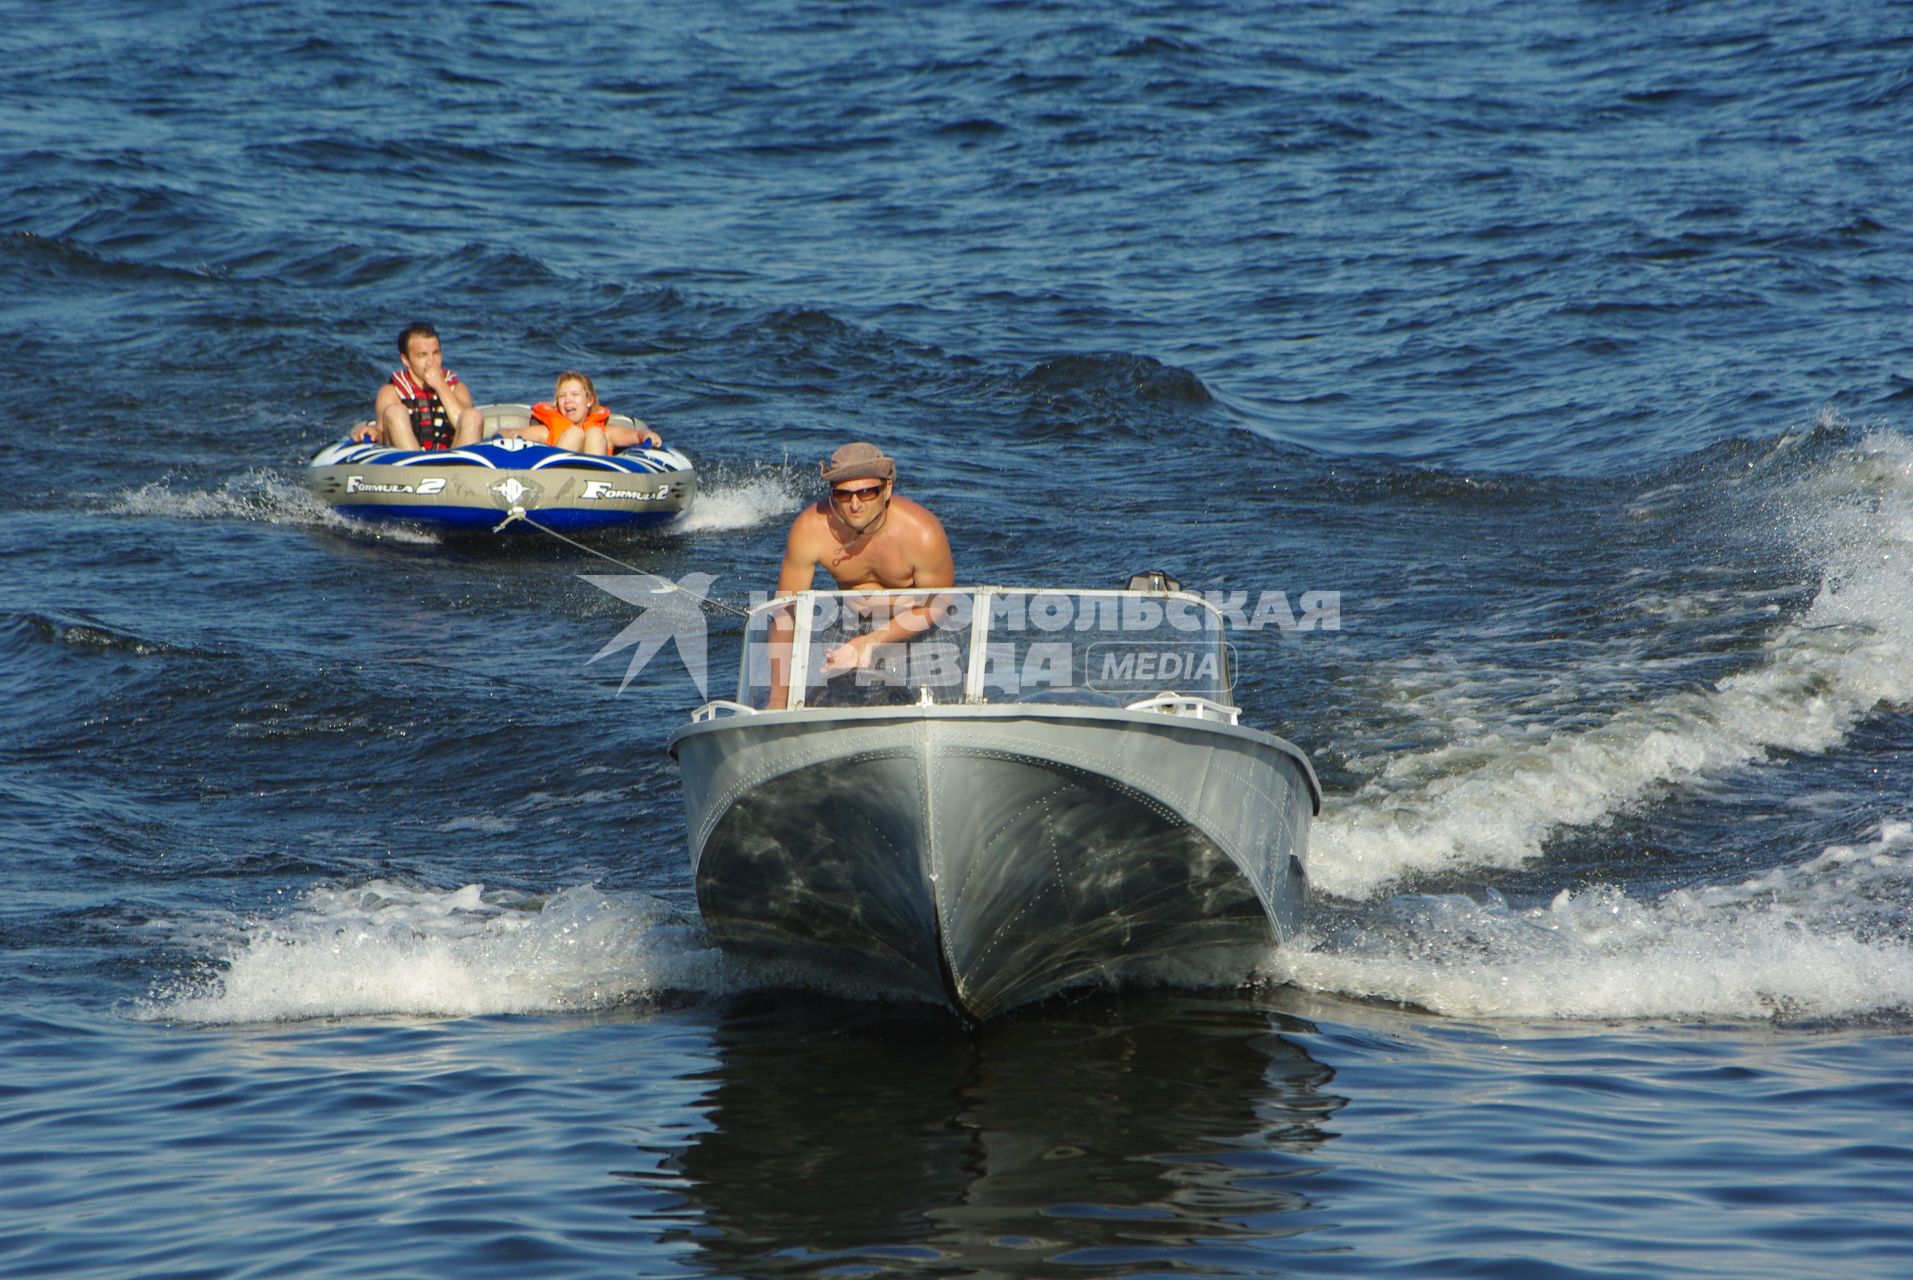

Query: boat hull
[669,705,1316,1020]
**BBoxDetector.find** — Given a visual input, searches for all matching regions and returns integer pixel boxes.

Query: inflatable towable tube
[307,403,696,534]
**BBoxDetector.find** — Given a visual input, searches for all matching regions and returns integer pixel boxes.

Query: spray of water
[142,881,729,1024]
[673,463,808,533]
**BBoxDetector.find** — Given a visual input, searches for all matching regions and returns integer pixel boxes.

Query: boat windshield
[736,587,1234,711]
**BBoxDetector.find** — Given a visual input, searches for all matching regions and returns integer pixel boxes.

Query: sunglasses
[831,483,887,504]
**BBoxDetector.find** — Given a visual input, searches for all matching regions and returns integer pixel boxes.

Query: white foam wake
[142,881,729,1024]
[1314,427,1913,901]
[675,466,807,533]
[1270,819,1913,1021]
[103,468,383,530]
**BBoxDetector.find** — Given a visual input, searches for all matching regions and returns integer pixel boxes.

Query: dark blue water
[6,2,1913,1276]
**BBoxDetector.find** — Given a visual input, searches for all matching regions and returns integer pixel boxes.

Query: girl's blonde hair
[553,370,597,404]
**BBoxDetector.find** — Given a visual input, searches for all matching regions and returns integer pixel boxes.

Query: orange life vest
[529,401,610,446]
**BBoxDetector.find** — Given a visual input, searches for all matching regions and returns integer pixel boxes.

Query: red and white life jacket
[390,367,461,451]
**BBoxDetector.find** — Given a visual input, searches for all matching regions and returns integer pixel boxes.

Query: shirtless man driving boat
[354,322,484,450]
[768,442,955,708]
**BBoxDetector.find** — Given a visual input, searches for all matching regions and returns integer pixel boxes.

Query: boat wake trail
[1314,427,1913,902]
[1275,426,1913,1023]
[140,881,730,1024]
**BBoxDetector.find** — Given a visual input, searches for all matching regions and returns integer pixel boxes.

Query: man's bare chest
[825,530,915,588]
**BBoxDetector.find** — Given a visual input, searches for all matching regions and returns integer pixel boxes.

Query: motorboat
[667,576,1320,1021]
[307,403,696,534]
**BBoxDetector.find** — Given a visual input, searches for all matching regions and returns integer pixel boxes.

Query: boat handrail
[742,584,1226,621]
[1124,693,1241,725]
[738,585,1235,711]
[691,700,758,722]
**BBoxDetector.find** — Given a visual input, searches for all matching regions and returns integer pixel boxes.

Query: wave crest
[140,881,728,1024]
